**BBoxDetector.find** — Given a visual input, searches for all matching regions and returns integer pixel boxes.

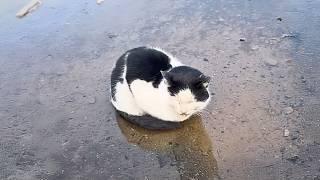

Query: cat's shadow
[115,113,220,179]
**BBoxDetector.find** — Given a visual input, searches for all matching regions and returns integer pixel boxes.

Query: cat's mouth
[180,113,189,116]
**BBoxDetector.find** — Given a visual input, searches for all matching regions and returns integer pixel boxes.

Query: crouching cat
[111,47,211,122]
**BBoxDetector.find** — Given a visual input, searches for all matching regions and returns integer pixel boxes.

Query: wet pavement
[0,0,320,179]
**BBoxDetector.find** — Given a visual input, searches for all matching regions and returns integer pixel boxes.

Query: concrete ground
[0,0,319,179]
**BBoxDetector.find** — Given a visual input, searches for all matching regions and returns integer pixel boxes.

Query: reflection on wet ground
[117,114,219,179]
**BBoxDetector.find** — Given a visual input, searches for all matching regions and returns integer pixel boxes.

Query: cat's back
[111,47,181,101]
[125,47,177,87]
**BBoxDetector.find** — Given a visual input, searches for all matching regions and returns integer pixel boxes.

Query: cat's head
[161,66,211,120]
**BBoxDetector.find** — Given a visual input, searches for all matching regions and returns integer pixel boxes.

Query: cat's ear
[161,71,173,85]
[160,70,167,78]
[200,74,210,88]
[200,74,211,83]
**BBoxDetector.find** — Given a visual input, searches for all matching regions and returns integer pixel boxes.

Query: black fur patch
[110,53,126,100]
[125,47,172,88]
[116,110,182,130]
[165,66,210,102]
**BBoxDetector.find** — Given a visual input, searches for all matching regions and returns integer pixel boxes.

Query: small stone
[218,17,225,22]
[96,0,105,4]
[251,45,259,50]
[170,161,177,166]
[284,107,294,114]
[107,33,117,39]
[286,155,299,162]
[65,97,74,103]
[291,132,299,140]
[203,58,209,62]
[240,38,246,42]
[202,151,209,156]
[281,34,296,38]
[284,129,290,137]
[285,95,292,99]
[276,17,282,21]
[285,59,292,63]
[88,96,96,104]
[264,58,278,66]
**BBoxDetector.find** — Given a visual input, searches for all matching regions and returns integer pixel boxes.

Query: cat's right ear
[160,70,167,78]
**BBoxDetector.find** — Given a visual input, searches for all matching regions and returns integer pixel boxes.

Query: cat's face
[170,89,210,120]
[162,66,211,120]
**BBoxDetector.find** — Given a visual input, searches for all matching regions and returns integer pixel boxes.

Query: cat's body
[111,47,210,122]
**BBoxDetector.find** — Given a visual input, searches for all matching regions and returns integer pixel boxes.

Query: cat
[111,46,211,122]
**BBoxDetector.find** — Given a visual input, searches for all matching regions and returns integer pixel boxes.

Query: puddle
[117,114,220,179]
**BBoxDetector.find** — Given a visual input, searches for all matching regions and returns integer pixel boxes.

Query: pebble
[96,0,105,4]
[218,17,225,22]
[240,38,246,42]
[286,59,293,63]
[281,34,296,38]
[108,34,117,39]
[291,131,299,140]
[284,107,294,114]
[264,58,278,66]
[251,45,259,50]
[285,95,292,99]
[286,155,299,162]
[88,96,96,104]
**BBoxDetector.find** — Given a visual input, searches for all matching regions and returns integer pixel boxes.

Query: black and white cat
[111,47,211,122]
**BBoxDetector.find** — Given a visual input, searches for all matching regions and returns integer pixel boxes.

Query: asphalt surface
[0,0,319,179]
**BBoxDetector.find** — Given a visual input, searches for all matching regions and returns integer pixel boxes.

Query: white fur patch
[129,80,209,122]
[173,89,209,120]
[111,82,144,116]
[130,79,182,121]
[111,52,145,116]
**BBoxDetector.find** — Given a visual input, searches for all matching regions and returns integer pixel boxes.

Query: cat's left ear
[200,74,211,83]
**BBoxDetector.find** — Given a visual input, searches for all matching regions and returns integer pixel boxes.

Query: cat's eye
[194,82,203,89]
